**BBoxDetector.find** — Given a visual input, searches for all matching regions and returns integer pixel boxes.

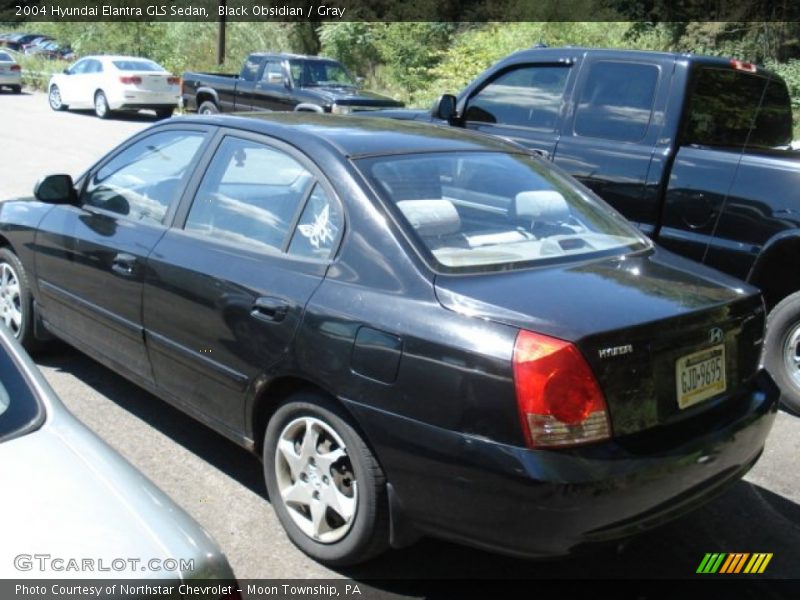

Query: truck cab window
[574,61,658,142]
[240,56,265,82]
[465,65,569,130]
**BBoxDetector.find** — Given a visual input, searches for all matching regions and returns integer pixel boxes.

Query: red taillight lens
[513,330,610,448]
[119,76,142,85]
[167,76,180,86]
[10,65,21,72]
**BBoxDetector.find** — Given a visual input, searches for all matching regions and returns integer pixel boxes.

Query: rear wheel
[764,290,800,414]
[263,393,389,566]
[197,100,219,115]
[155,107,174,119]
[11,85,21,94]
[48,84,66,110]
[94,90,111,119]
[0,248,43,353]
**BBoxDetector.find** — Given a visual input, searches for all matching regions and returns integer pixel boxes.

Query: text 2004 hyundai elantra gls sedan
[0,114,778,565]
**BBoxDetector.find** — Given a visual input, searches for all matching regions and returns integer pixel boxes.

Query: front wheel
[763,290,800,414]
[197,101,219,115]
[94,90,111,119]
[49,84,67,111]
[0,248,44,353]
[263,394,389,566]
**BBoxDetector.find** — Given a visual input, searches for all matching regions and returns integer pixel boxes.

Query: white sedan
[48,55,180,119]
[0,50,21,93]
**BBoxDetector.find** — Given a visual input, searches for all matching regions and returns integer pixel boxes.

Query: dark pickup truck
[182,52,404,115]
[383,47,800,411]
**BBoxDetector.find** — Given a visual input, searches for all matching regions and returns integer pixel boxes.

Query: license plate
[676,344,726,409]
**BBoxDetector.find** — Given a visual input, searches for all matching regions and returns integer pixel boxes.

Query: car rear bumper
[344,370,779,558]
[0,73,21,85]
[109,90,179,110]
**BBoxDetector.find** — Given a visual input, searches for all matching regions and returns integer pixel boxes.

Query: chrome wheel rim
[95,93,107,117]
[49,86,61,109]
[274,416,357,543]
[783,322,800,389]
[0,263,23,337]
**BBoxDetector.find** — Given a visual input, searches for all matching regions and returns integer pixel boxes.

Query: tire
[94,90,111,119]
[155,107,174,119]
[48,84,67,111]
[263,393,389,566]
[0,248,44,353]
[11,85,21,94]
[763,290,800,414]
[197,100,219,115]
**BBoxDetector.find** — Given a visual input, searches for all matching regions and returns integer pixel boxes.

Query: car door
[33,125,211,386]
[59,58,89,105]
[460,60,576,159]
[252,60,293,111]
[232,55,265,111]
[143,132,343,433]
[552,55,669,235]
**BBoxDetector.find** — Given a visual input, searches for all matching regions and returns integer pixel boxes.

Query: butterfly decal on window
[298,204,335,249]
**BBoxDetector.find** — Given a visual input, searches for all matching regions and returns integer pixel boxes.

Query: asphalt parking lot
[1,91,800,584]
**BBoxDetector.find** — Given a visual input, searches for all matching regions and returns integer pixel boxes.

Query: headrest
[514,190,570,222]
[397,199,461,237]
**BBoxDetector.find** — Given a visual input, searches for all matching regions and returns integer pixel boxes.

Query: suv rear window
[357,151,647,272]
[683,67,793,150]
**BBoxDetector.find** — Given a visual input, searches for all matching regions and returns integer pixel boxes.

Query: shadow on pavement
[36,345,800,583]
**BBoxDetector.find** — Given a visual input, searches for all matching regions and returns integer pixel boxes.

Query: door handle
[111,253,136,277]
[251,296,290,323]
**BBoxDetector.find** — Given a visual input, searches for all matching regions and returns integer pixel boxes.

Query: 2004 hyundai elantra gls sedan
[0,327,235,580]
[0,114,778,565]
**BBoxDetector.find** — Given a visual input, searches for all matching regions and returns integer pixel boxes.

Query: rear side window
[683,67,792,150]
[574,61,659,142]
[465,65,569,131]
[185,137,342,258]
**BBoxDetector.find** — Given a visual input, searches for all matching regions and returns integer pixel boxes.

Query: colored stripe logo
[697,553,773,574]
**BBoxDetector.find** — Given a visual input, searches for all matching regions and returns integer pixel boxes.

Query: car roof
[82,55,160,63]
[180,112,523,158]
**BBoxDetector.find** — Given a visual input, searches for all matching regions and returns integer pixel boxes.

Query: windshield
[357,151,648,272]
[113,60,164,72]
[289,59,355,87]
[0,338,43,443]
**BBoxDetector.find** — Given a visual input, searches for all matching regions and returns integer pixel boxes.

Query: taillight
[167,76,180,86]
[513,330,610,448]
[119,76,142,85]
[10,65,20,72]
[731,59,757,73]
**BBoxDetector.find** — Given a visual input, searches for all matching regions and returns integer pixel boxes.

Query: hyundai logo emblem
[709,327,724,344]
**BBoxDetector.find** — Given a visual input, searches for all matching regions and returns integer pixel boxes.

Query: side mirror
[62,68,70,75]
[431,94,457,123]
[34,174,76,204]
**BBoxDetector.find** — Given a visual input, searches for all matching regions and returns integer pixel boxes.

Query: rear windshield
[113,60,164,72]
[683,66,793,150]
[357,151,647,272]
[0,52,13,62]
[0,339,43,443]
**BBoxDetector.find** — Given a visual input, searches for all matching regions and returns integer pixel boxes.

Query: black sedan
[0,114,778,566]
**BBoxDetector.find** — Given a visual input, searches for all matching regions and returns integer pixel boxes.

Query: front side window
[465,65,570,131]
[83,130,206,223]
[185,137,319,253]
[68,59,89,75]
[574,61,659,142]
[357,151,646,271]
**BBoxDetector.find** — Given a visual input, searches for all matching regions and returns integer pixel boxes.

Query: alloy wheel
[274,416,357,543]
[0,262,23,337]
